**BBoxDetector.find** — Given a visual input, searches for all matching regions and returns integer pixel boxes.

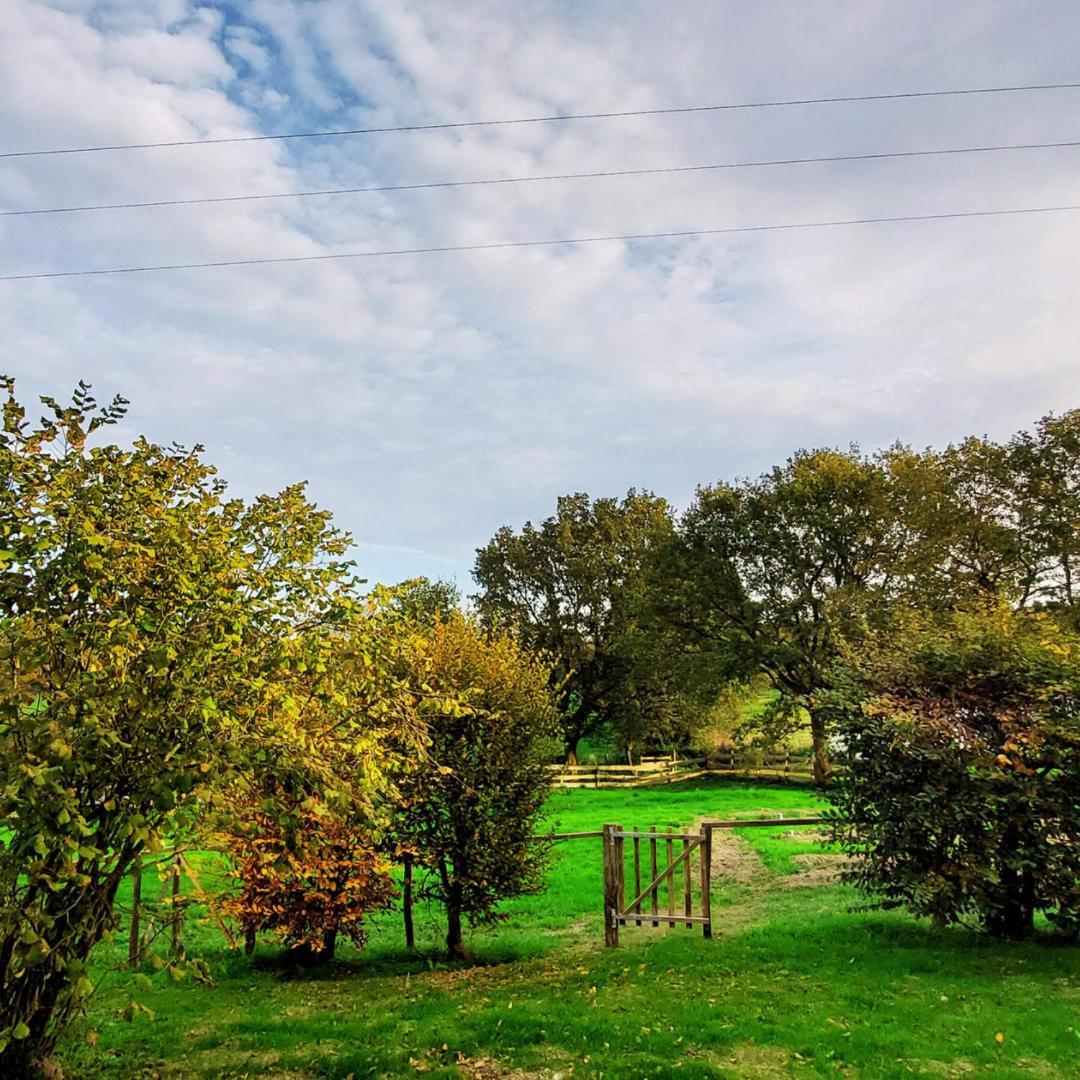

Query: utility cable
[2,203,1077,282]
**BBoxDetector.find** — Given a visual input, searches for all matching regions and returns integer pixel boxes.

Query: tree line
[473,412,1080,781]
[473,409,1080,944]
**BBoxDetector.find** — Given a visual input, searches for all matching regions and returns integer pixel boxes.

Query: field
[62,780,1080,1079]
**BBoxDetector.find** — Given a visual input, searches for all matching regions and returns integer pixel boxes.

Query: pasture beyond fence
[547,750,814,789]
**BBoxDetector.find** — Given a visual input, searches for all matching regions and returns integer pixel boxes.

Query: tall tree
[473,491,673,763]
[1008,410,1080,612]
[650,449,898,782]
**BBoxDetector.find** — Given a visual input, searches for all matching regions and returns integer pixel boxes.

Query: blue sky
[3,1,1080,588]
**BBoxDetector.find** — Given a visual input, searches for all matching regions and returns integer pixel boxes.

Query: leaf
[12,1022,30,1040]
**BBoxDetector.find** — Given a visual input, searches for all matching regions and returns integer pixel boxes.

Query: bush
[825,605,1080,938]
[221,806,395,962]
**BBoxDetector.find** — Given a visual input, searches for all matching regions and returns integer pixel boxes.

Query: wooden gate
[601,823,713,946]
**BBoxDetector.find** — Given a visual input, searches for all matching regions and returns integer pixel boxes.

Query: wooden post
[665,829,676,928]
[682,837,692,929]
[129,855,142,968]
[700,825,713,939]
[649,827,659,927]
[602,824,620,947]
[614,826,625,922]
[170,851,182,958]
[403,854,416,950]
[632,829,642,926]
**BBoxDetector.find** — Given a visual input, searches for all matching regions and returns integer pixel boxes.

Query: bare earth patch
[776,852,851,890]
[696,822,766,885]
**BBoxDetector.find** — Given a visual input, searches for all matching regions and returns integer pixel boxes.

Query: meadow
[61,779,1080,1079]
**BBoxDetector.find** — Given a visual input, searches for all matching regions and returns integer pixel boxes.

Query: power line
[3,203,1077,283]
[6,138,1080,219]
[4,81,1080,160]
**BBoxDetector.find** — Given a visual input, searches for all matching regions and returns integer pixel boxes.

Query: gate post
[602,824,620,947]
[700,824,713,939]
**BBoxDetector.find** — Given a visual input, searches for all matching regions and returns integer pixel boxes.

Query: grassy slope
[61,780,1080,1079]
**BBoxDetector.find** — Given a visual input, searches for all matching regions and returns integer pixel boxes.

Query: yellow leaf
[995,1031,1005,1045]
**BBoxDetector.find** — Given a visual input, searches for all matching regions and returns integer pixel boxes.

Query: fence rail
[548,751,814,788]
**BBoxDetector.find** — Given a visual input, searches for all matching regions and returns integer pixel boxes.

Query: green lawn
[61,779,1080,1079]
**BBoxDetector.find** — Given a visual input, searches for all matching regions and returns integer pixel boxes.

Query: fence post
[170,850,182,958]
[602,824,620,947]
[402,854,416,950]
[128,855,142,968]
[700,825,713,940]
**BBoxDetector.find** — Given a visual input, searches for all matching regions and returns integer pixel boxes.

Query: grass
[60,778,1080,1079]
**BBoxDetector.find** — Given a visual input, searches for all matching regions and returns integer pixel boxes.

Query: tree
[649,449,898,782]
[395,614,559,957]
[0,381,410,1077]
[390,576,462,627]
[473,491,673,762]
[824,604,1080,939]
[1008,410,1080,612]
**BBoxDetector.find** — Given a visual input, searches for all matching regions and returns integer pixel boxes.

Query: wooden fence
[547,750,813,788]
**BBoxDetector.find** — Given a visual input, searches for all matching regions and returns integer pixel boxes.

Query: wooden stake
[700,825,713,940]
[615,826,626,921]
[403,854,415,950]
[170,850,182,957]
[602,824,619,947]
[665,829,675,928]
[129,855,142,968]
[632,829,642,926]
[649,827,659,927]
[682,837,692,929]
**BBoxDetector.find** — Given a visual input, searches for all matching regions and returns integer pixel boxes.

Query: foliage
[0,380,413,1076]
[473,490,673,762]
[220,805,395,962]
[390,576,462,628]
[395,613,560,956]
[825,604,1080,938]
[649,448,897,781]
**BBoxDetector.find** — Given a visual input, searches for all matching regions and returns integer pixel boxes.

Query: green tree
[396,614,559,957]
[650,449,898,782]
[1008,410,1080,612]
[473,491,673,763]
[391,576,462,627]
[0,381,408,1077]
[824,604,1080,939]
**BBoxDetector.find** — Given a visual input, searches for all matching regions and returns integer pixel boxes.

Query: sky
[3,1,1079,589]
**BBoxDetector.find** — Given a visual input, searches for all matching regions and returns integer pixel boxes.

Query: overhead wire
[3,80,1079,159]
[5,137,1080,218]
[3,203,1078,282]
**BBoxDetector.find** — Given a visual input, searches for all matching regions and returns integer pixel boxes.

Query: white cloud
[4,0,1080,584]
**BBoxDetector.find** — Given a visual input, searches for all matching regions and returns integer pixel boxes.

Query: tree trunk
[988,825,1036,939]
[564,736,579,766]
[446,902,465,959]
[321,927,338,961]
[0,1044,64,1080]
[809,709,832,785]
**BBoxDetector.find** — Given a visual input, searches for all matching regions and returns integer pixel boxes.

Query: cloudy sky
[3,1,1079,587]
